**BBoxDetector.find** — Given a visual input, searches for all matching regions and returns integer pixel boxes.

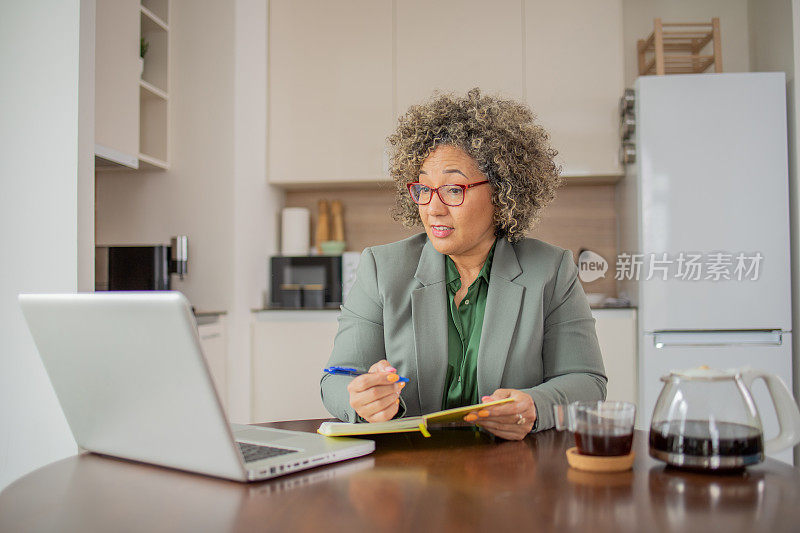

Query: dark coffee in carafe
[649,420,764,465]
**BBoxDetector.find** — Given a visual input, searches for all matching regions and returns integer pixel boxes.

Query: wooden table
[1,421,799,532]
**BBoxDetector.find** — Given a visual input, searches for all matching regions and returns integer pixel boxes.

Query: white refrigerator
[617,73,795,464]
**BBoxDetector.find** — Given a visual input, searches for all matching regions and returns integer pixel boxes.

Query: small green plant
[140,38,149,59]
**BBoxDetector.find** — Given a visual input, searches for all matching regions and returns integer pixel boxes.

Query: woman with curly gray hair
[321,88,606,440]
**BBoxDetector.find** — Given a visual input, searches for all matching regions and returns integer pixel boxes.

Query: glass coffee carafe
[649,366,800,470]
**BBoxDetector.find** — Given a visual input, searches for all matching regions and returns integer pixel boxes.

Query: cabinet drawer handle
[200,333,221,340]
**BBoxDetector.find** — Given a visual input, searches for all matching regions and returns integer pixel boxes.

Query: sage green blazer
[320,233,607,430]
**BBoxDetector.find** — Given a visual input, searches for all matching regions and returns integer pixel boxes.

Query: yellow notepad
[317,397,514,437]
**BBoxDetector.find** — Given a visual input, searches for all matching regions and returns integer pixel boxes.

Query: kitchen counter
[253,308,340,321]
[194,310,227,326]
[251,306,638,412]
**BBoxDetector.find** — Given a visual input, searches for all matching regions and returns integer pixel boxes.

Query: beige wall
[748,0,796,73]
[622,0,751,87]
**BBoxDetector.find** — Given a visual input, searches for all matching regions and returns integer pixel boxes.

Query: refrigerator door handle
[653,330,783,348]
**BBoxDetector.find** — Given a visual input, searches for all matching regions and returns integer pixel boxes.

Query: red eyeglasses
[407,180,490,206]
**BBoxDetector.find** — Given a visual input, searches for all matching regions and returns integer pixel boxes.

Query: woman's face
[416,145,496,259]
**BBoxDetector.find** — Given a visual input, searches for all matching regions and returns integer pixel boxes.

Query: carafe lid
[662,365,745,382]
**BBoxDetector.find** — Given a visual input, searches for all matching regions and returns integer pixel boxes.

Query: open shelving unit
[637,18,722,76]
[139,0,169,169]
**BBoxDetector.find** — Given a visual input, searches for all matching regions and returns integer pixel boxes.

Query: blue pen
[323,366,409,383]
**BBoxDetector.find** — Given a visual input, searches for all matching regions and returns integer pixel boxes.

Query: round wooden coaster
[565,446,635,473]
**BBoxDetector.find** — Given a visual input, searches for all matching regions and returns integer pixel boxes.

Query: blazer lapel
[411,239,448,414]
[477,238,524,398]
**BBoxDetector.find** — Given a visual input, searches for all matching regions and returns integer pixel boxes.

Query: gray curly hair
[387,88,562,243]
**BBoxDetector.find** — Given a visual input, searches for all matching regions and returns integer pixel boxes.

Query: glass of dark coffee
[553,401,636,456]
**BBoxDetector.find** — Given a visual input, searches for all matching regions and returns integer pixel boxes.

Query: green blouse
[442,239,497,410]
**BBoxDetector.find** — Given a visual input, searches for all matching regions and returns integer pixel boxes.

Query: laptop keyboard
[237,442,297,463]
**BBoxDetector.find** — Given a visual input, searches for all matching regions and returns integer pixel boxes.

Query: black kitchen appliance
[96,236,189,291]
[269,255,342,309]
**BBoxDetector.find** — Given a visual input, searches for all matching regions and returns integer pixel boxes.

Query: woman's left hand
[463,389,537,440]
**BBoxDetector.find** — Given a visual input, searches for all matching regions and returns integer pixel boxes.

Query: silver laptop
[18,291,374,482]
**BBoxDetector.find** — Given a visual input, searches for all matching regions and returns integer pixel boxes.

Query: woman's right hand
[347,359,405,423]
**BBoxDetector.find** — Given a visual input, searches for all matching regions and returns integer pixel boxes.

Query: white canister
[281,207,311,256]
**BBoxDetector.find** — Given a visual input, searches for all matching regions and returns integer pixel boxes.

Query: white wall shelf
[140,3,168,96]
[140,5,168,32]
[139,79,168,100]
[139,0,169,170]
[95,143,139,170]
[95,0,169,173]
[137,152,169,170]
[141,0,168,24]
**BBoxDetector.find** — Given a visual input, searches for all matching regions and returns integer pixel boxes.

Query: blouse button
[464,299,470,305]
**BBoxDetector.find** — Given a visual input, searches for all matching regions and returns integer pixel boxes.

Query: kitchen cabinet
[251,308,637,422]
[252,311,340,422]
[267,0,624,187]
[592,308,637,406]
[525,0,625,177]
[395,0,525,114]
[198,315,228,412]
[95,0,170,171]
[267,0,394,185]
[95,0,140,168]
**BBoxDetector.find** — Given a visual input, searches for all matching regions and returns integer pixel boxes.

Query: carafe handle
[740,369,800,454]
